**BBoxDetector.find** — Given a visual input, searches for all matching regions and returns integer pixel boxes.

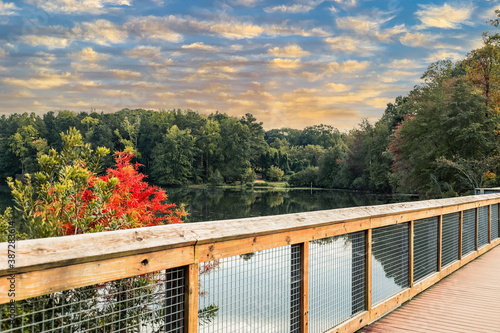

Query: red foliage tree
[102,151,185,228]
[61,151,185,235]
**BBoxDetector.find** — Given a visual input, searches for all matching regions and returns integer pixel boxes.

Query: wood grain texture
[185,263,199,333]
[300,242,309,333]
[0,246,193,303]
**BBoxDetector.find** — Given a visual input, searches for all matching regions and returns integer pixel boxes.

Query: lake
[165,186,418,223]
[0,185,417,223]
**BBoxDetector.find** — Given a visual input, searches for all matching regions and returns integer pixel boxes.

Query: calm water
[0,185,417,223]
[166,187,417,223]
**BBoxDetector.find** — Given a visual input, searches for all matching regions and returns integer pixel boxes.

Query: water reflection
[166,187,417,223]
[199,233,404,333]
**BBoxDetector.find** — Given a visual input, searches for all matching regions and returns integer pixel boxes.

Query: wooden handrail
[3,194,499,276]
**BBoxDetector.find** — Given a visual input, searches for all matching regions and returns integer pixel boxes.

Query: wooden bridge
[1,194,500,332]
[360,243,500,332]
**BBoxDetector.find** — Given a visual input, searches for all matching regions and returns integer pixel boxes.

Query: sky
[0,0,499,131]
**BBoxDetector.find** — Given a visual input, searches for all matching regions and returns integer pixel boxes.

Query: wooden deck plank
[359,244,500,333]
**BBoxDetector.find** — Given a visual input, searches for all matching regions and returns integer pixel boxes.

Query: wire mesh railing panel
[492,204,499,240]
[198,244,301,333]
[462,209,476,257]
[478,206,489,248]
[413,217,438,282]
[442,212,460,267]
[308,231,365,333]
[1,267,185,333]
[371,223,409,305]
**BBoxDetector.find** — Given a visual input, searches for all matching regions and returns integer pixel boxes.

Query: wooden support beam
[475,208,479,251]
[409,220,414,287]
[365,228,372,311]
[300,242,309,333]
[458,211,463,260]
[185,263,199,333]
[437,215,443,272]
[488,205,492,244]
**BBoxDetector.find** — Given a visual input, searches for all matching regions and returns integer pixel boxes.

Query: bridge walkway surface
[359,245,500,333]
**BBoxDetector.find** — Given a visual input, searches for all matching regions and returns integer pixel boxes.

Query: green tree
[7,127,114,239]
[9,125,48,174]
[391,75,498,196]
[151,125,197,185]
[266,165,284,181]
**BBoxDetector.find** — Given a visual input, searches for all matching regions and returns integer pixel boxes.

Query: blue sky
[0,0,498,130]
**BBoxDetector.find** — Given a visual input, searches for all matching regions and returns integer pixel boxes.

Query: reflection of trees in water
[266,192,284,208]
[165,187,416,223]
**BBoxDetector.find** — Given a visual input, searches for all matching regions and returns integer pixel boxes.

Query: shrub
[266,165,284,181]
[288,166,319,187]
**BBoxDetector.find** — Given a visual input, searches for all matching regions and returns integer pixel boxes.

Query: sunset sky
[0,0,498,130]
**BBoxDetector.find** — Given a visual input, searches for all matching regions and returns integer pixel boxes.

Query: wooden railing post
[475,208,479,251]
[185,263,199,333]
[459,211,463,260]
[365,228,372,311]
[300,242,309,333]
[409,220,414,287]
[437,215,443,272]
[488,205,492,244]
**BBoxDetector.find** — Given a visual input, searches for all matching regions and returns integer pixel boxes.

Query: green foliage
[208,169,224,185]
[0,207,11,242]
[151,125,197,186]
[242,168,257,183]
[288,166,319,187]
[391,76,498,196]
[266,165,284,181]
[7,128,116,239]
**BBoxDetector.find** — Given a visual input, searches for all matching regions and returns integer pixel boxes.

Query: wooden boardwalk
[359,245,500,333]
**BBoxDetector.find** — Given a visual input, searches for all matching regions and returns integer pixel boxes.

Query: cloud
[0,48,6,58]
[126,16,183,42]
[73,20,128,45]
[416,3,474,29]
[107,69,142,80]
[333,0,356,7]
[385,58,421,69]
[125,46,161,58]
[71,47,110,62]
[70,47,109,71]
[264,4,316,13]
[0,0,19,15]
[125,15,328,41]
[336,15,406,42]
[24,0,131,14]
[329,60,370,73]
[181,42,217,51]
[3,71,72,89]
[26,52,57,69]
[269,58,303,69]
[400,32,438,48]
[268,44,310,58]
[20,35,70,49]
[426,50,462,63]
[383,70,421,78]
[325,36,381,56]
[228,0,262,7]
[326,83,352,92]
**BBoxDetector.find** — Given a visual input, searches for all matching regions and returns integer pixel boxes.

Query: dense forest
[1,19,500,199]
